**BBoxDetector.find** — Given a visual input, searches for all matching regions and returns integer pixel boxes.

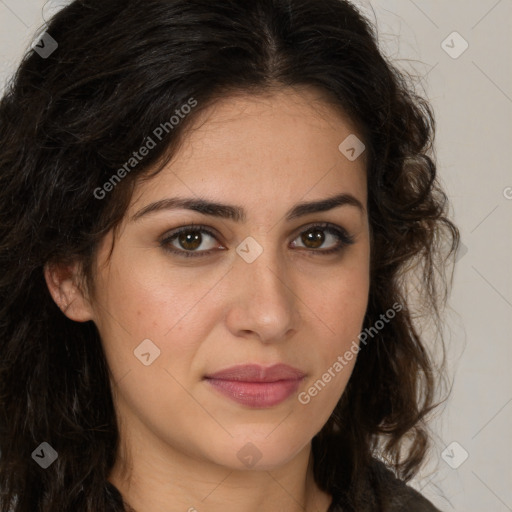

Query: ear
[43,260,94,322]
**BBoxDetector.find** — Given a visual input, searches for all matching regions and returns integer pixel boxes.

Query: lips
[204,364,306,408]
[206,363,306,382]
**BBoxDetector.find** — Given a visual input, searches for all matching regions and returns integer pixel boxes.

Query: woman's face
[84,87,370,471]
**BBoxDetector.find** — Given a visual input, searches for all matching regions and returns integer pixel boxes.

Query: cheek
[302,260,369,406]
[297,271,368,417]
[314,260,369,339]
[93,253,223,382]
[95,247,204,331]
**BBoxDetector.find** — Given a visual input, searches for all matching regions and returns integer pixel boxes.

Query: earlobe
[43,261,94,322]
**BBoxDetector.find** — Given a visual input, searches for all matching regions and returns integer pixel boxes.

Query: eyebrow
[130,192,365,223]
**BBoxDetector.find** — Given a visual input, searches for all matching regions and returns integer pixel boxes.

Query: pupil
[303,229,324,249]
[180,231,201,250]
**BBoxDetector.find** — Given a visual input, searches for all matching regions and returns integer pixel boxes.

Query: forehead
[127,87,367,218]
[178,86,365,157]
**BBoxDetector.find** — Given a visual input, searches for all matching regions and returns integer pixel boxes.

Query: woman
[0,0,459,510]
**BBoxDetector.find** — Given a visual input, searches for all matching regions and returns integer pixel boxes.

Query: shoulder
[370,459,442,512]
[329,458,442,512]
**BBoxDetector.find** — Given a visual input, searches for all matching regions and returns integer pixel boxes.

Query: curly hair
[0,0,459,510]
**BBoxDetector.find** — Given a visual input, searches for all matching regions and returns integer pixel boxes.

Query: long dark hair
[0,0,459,510]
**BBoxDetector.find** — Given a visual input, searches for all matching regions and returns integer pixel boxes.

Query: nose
[223,244,302,344]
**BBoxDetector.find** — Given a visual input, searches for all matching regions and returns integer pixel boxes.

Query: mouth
[204,363,306,408]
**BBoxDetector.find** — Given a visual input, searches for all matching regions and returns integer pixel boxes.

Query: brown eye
[177,231,203,251]
[160,225,222,258]
[291,223,355,254]
[300,228,326,249]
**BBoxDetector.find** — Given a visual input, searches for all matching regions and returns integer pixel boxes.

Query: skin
[45,86,370,512]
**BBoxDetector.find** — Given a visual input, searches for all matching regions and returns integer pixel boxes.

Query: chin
[202,429,312,471]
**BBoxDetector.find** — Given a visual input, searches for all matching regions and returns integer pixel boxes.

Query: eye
[160,224,223,258]
[159,222,355,258]
[290,222,355,255]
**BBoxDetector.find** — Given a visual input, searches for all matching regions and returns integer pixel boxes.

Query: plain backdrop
[1,1,511,511]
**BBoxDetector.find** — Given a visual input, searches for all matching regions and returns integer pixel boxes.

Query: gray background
[1,1,511,510]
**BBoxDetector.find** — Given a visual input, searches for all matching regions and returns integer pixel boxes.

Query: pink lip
[204,364,306,408]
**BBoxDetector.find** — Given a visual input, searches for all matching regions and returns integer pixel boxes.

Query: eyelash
[159,222,355,259]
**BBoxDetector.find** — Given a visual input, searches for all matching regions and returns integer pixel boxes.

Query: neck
[108,425,332,512]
